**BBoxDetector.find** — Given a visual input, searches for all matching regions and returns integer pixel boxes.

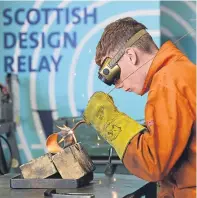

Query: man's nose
[115,80,123,88]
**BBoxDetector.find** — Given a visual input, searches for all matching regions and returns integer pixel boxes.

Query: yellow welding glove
[83,92,146,160]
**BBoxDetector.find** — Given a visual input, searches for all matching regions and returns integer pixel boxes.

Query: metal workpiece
[13,142,95,189]
[19,153,57,179]
[51,143,95,180]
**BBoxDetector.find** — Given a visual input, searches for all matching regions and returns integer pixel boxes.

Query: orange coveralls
[123,41,196,198]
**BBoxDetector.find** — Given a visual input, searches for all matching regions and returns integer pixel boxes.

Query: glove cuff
[103,113,146,160]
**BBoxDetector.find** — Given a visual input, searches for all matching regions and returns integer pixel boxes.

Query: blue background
[0,0,196,164]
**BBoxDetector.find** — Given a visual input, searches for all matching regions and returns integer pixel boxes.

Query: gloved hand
[83,92,146,159]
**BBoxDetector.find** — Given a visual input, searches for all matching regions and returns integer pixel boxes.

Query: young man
[83,17,196,198]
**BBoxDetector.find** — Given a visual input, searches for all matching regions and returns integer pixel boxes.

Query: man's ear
[125,47,137,65]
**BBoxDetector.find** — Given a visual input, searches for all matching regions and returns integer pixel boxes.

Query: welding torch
[58,120,86,144]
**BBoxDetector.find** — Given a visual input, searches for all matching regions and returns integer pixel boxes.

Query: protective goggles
[98,29,148,86]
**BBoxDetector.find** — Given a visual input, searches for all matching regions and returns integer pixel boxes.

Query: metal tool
[58,120,86,144]
[46,121,86,153]
[104,147,117,177]
[44,189,95,198]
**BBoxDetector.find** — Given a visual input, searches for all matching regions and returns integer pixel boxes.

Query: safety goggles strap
[108,29,148,68]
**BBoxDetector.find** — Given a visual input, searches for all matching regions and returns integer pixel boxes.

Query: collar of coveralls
[140,40,184,96]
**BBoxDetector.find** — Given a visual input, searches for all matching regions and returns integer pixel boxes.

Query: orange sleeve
[123,87,194,181]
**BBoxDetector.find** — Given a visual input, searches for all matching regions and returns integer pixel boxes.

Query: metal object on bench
[51,143,95,180]
[44,189,95,198]
[10,172,93,189]
[13,129,95,188]
[12,119,95,189]
[19,153,57,179]
[104,147,117,177]
[45,124,95,180]
[10,171,93,189]
[13,142,95,188]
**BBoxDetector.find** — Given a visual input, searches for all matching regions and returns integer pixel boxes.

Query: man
[83,17,196,198]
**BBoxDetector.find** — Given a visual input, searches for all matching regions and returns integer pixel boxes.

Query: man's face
[101,48,147,95]
[114,53,146,95]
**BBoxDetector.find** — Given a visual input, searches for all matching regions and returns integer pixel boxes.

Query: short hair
[95,17,157,66]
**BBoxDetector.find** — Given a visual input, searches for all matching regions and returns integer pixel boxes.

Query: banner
[0,1,161,163]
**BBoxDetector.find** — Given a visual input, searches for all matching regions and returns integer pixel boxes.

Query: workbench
[0,173,149,198]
